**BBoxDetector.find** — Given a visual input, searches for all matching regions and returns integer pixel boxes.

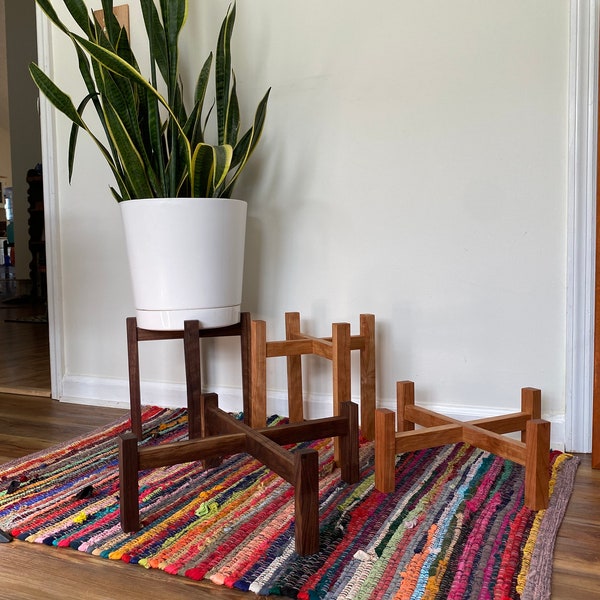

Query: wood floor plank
[0,275,51,395]
[0,541,249,600]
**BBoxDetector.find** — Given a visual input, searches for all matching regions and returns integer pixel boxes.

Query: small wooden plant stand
[249,312,376,463]
[118,317,360,555]
[125,313,251,440]
[375,381,551,511]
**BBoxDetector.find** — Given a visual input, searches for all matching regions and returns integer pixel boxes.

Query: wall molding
[35,5,65,401]
[565,0,598,452]
[61,374,565,450]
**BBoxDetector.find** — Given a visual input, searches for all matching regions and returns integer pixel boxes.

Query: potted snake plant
[30,0,270,330]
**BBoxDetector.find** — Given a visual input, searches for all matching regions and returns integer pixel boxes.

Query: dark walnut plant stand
[118,313,374,555]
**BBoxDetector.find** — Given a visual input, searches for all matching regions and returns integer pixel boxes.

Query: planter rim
[121,197,246,205]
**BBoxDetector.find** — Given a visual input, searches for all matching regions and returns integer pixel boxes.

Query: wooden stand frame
[125,313,251,440]
[119,318,360,555]
[249,313,376,464]
[375,381,551,511]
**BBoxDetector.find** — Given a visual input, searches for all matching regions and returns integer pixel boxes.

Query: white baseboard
[59,375,566,451]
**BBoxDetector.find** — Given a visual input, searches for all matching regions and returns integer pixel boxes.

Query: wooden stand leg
[521,387,541,443]
[119,432,141,532]
[294,449,319,555]
[188,392,203,442]
[184,320,202,439]
[332,323,352,416]
[250,320,268,428]
[201,393,222,470]
[360,314,376,441]
[286,312,304,423]
[332,323,351,465]
[126,317,143,440]
[375,408,396,493]
[525,419,550,510]
[397,381,415,432]
[240,312,251,425]
[339,401,360,484]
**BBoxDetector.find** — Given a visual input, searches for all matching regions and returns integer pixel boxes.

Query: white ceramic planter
[120,197,247,330]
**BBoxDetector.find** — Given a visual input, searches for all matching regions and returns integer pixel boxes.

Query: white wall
[40,1,570,447]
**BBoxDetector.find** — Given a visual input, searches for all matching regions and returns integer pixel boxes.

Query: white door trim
[35,6,64,400]
[566,0,598,452]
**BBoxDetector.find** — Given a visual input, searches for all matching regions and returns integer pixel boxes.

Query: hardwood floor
[0,270,50,396]
[552,454,600,599]
[0,395,597,599]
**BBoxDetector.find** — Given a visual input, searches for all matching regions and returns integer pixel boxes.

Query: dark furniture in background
[27,167,45,300]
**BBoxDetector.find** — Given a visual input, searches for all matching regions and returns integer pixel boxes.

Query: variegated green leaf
[102,101,154,199]
[30,63,86,127]
[225,87,270,196]
[191,144,215,197]
[216,3,235,145]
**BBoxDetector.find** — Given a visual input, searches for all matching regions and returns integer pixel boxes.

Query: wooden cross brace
[119,393,359,556]
[249,312,376,466]
[375,381,550,511]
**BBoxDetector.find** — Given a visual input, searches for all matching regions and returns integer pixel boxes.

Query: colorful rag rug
[0,407,579,599]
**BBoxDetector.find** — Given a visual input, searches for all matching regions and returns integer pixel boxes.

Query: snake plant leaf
[102,101,154,199]
[143,90,167,195]
[156,0,187,193]
[212,144,234,192]
[99,0,122,42]
[185,53,213,147]
[227,72,240,147]
[101,72,136,133]
[225,87,270,196]
[140,0,168,89]
[109,186,123,202]
[168,130,191,197]
[216,3,235,146]
[190,144,214,198]
[72,34,191,162]
[32,0,269,200]
[73,35,163,98]
[62,0,96,36]
[160,0,187,103]
[191,144,233,197]
[195,53,213,107]
[29,63,86,128]
[73,41,100,103]
[35,0,91,38]
[68,93,104,183]
[64,94,131,199]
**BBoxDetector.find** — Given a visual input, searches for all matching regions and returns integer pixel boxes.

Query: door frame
[36,7,64,401]
[568,0,598,456]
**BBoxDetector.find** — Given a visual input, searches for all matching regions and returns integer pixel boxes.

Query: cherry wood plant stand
[249,313,376,464]
[119,318,360,555]
[375,381,551,511]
